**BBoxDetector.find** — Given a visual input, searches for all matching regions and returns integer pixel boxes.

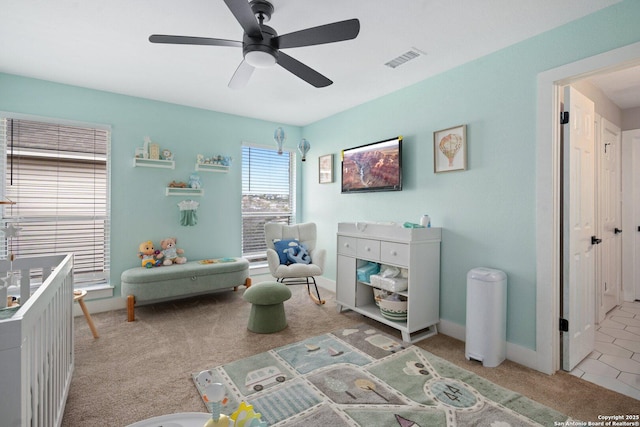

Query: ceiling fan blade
[228,60,255,89]
[275,19,360,49]
[223,0,263,39]
[149,35,242,47]
[277,52,332,88]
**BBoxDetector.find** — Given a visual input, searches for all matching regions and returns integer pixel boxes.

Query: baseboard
[75,296,127,316]
[506,341,538,370]
[437,318,466,341]
[437,318,538,371]
[316,276,336,293]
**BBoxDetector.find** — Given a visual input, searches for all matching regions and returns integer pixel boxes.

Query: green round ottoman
[243,281,292,333]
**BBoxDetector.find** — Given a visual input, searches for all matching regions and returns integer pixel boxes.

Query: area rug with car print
[192,324,574,426]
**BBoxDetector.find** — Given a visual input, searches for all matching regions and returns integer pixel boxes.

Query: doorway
[535,41,640,376]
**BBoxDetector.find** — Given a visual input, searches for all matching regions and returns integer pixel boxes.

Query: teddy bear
[189,173,202,189]
[158,237,187,266]
[138,240,161,268]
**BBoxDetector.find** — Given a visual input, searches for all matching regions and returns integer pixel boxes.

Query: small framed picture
[434,124,467,173]
[319,154,334,184]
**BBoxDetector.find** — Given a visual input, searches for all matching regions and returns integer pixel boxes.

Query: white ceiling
[0,0,631,126]
[587,66,640,110]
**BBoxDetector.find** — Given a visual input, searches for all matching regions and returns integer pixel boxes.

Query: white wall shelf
[165,187,204,197]
[336,222,441,343]
[195,163,229,173]
[134,157,175,169]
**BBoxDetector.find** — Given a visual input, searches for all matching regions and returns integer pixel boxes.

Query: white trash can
[465,267,507,367]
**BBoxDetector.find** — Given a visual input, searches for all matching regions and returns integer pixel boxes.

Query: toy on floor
[203,384,230,427]
[194,372,267,427]
[230,402,267,427]
[195,371,231,427]
[158,237,186,265]
[138,241,161,268]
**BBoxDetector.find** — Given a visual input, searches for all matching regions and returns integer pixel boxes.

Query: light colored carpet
[62,284,637,426]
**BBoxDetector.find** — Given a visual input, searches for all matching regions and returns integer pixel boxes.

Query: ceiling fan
[149,0,360,89]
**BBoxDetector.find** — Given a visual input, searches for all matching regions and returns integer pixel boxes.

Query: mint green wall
[0,73,302,298]
[301,0,640,349]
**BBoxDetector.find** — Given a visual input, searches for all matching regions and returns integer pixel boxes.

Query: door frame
[535,41,640,375]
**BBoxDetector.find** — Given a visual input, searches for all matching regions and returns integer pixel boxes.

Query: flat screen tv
[341,136,402,193]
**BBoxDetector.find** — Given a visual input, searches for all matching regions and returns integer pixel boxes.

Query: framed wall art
[319,154,334,183]
[434,124,467,173]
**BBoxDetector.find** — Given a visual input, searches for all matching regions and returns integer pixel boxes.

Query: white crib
[0,254,74,427]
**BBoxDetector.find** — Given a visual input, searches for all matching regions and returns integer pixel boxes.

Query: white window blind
[0,117,110,286]
[241,144,295,262]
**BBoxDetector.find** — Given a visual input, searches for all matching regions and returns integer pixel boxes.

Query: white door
[562,86,596,372]
[634,133,640,300]
[622,130,640,301]
[598,117,622,322]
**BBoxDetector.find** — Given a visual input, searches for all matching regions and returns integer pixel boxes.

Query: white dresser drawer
[357,238,380,261]
[337,236,357,256]
[381,241,409,267]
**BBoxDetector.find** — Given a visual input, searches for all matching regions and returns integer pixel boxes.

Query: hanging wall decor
[298,138,310,162]
[178,200,199,226]
[274,127,286,155]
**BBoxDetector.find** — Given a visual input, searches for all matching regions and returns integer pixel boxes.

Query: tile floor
[571,301,640,400]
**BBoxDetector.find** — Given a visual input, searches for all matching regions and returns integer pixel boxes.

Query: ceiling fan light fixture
[245,50,276,68]
[151,0,360,88]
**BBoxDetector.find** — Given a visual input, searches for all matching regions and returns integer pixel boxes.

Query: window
[0,117,110,287]
[241,144,296,263]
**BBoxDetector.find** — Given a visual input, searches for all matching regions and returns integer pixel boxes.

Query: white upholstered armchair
[265,222,326,304]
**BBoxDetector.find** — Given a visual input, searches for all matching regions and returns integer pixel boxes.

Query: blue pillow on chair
[273,239,299,264]
[285,242,311,265]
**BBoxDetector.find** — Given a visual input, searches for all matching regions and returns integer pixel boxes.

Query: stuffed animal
[189,173,202,189]
[159,237,187,266]
[138,240,161,268]
[284,242,311,264]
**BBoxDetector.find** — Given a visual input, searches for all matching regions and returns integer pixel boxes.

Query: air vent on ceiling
[384,49,422,69]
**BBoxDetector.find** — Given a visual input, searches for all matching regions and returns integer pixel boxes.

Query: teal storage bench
[121,258,251,321]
